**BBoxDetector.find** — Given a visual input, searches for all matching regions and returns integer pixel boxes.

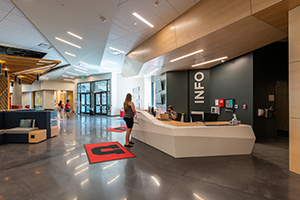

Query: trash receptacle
[120,110,124,117]
[89,108,95,115]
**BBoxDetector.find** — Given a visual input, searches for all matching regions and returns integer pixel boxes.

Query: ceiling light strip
[66,71,79,76]
[148,68,159,75]
[62,75,69,78]
[133,12,154,28]
[101,67,117,72]
[170,49,203,62]
[109,47,125,54]
[79,61,88,65]
[74,65,88,71]
[55,37,81,49]
[191,56,228,67]
[65,52,76,57]
[68,32,83,40]
[75,68,88,74]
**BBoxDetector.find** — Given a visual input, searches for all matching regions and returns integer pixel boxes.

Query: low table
[28,129,47,143]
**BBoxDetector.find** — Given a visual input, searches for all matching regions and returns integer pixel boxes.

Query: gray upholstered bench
[5,127,38,143]
[0,130,5,144]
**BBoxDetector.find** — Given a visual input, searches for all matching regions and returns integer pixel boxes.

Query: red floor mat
[84,141,135,164]
[105,126,127,132]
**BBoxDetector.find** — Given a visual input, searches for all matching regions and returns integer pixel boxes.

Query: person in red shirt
[65,100,71,118]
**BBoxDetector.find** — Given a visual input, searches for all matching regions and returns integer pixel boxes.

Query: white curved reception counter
[131,111,256,158]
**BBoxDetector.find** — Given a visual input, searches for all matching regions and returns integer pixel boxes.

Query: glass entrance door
[95,92,107,115]
[81,93,90,113]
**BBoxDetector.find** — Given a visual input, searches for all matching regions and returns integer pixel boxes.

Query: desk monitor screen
[191,114,203,122]
[204,113,218,122]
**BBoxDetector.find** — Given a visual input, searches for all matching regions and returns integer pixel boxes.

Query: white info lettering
[194,72,204,103]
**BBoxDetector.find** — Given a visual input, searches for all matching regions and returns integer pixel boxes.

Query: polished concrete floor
[0,114,300,200]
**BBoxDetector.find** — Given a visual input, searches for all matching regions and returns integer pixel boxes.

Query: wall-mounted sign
[194,71,205,104]
[215,99,219,106]
[219,99,225,107]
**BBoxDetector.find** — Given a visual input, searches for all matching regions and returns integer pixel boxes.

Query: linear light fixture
[55,37,81,49]
[79,61,88,65]
[101,67,118,72]
[70,76,74,79]
[109,47,125,54]
[64,78,75,82]
[68,31,83,40]
[170,49,203,62]
[65,52,76,57]
[106,61,118,65]
[74,65,88,71]
[38,60,53,63]
[148,68,159,75]
[66,71,79,76]
[75,68,88,74]
[191,56,228,67]
[133,12,154,28]
[62,75,69,78]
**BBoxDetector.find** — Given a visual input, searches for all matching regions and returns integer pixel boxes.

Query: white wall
[144,76,152,109]
[43,90,55,109]
[22,92,31,108]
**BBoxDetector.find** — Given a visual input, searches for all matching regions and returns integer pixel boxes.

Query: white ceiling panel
[0,0,14,12]
[110,23,131,37]
[114,7,143,32]
[140,0,179,23]
[167,0,196,15]
[125,34,145,45]
[0,8,9,19]
[121,0,166,27]
[108,32,121,41]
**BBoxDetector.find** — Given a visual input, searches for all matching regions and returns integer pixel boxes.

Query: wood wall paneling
[289,62,300,118]
[253,0,300,33]
[0,74,9,110]
[127,45,145,63]
[174,0,251,47]
[251,0,283,14]
[289,5,300,63]
[153,16,287,74]
[290,118,300,174]
[143,22,177,62]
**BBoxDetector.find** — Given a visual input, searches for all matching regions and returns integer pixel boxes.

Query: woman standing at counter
[123,93,136,147]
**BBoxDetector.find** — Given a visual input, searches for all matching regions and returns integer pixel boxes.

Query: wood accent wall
[289,5,300,175]
[125,0,300,76]
[0,74,9,110]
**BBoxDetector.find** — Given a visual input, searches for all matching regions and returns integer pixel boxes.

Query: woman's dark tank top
[124,104,134,118]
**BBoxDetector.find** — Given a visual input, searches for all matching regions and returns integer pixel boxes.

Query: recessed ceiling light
[55,37,81,49]
[191,56,228,67]
[65,52,76,57]
[134,23,137,26]
[75,68,88,74]
[67,32,82,40]
[133,12,154,28]
[66,71,79,76]
[109,47,125,54]
[100,16,107,23]
[74,65,88,71]
[170,49,203,62]
[79,61,88,65]
[62,75,69,78]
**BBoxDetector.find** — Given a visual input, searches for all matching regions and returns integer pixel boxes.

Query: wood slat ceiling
[0,54,61,84]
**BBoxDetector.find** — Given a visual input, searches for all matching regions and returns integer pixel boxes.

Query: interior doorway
[276,81,289,137]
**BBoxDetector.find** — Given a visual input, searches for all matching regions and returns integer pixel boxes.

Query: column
[12,81,22,105]
[289,5,300,175]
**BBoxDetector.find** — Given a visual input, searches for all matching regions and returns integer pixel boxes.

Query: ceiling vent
[38,43,53,49]
[110,50,122,55]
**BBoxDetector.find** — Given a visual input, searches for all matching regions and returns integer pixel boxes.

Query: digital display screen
[225,99,234,109]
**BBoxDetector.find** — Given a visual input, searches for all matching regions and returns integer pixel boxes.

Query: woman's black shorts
[124,117,134,128]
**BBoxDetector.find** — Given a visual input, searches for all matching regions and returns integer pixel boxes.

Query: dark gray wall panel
[210,53,254,125]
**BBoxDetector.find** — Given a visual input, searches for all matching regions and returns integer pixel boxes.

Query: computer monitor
[204,113,218,122]
[191,114,203,122]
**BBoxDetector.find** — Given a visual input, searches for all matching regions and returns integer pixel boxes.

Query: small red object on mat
[105,126,127,132]
[84,141,135,164]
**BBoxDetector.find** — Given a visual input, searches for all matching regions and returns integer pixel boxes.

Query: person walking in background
[65,100,71,118]
[123,93,136,147]
[58,100,65,118]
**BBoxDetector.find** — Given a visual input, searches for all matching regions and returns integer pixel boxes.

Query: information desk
[131,111,256,158]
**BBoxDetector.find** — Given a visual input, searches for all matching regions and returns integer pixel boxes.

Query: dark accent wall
[210,53,254,125]
[166,71,189,121]
[253,42,288,139]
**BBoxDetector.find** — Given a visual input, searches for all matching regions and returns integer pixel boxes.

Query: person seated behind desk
[165,105,177,120]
